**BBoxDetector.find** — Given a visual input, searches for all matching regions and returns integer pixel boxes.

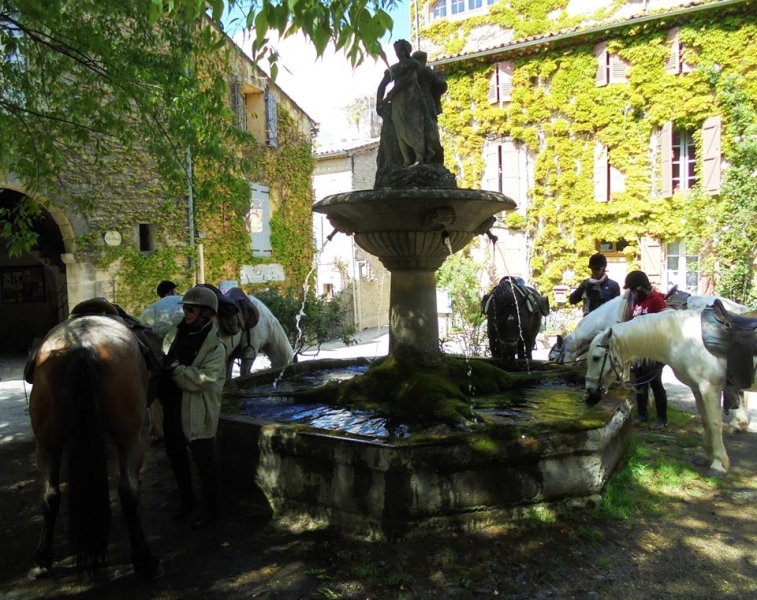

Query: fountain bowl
[218,358,633,540]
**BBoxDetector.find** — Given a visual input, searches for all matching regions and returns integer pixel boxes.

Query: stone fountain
[217,41,632,539]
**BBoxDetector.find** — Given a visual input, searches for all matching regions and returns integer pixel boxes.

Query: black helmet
[624,270,650,290]
[181,286,218,314]
[156,280,177,298]
[588,253,607,269]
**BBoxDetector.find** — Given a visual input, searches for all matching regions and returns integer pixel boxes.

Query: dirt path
[2,353,757,599]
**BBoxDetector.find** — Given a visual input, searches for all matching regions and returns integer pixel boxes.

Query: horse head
[548,334,564,363]
[584,327,623,405]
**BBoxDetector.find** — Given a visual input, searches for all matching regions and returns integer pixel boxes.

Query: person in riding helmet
[625,270,668,429]
[156,280,179,298]
[569,253,621,315]
[160,285,227,530]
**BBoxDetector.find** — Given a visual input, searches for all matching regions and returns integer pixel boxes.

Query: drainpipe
[186,145,196,281]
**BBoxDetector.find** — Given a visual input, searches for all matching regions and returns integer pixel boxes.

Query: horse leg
[695,385,729,473]
[728,391,751,433]
[149,402,164,442]
[28,443,62,579]
[117,444,163,580]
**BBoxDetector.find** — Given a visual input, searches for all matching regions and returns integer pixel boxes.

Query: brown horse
[27,314,163,580]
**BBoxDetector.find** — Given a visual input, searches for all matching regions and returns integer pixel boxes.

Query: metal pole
[186,145,196,282]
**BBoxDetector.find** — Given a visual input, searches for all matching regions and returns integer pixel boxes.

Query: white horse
[549,294,751,365]
[139,294,294,375]
[584,309,757,473]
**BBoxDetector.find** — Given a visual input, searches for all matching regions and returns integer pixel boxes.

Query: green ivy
[424,2,757,303]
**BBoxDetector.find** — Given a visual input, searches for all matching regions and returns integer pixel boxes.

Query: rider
[625,270,668,429]
[160,285,227,530]
[157,280,179,298]
[569,253,621,315]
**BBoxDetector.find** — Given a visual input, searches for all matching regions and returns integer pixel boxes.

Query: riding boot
[650,368,668,424]
[189,437,220,529]
[161,396,196,512]
[635,385,649,422]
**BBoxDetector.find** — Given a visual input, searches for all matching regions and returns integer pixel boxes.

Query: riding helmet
[181,286,218,314]
[624,270,651,291]
[588,253,607,269]
[156,280,177,298]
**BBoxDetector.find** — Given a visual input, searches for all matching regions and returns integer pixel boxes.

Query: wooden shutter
[265,91,278,148]
[249,184,272,257]
[232,76,245,128]
[641,237,662,283]
[608,54,629,84]
[499,61,514,102]
[594,42,608,87]
[594,141,608,202]
[702,115,722,194]
[664,28,681,74]
[501,141,520,202]
[487,67,499,104]
[482,143,501,192]
[661,122,673,197]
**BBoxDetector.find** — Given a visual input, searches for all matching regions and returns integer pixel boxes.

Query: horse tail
[64,345,110,571]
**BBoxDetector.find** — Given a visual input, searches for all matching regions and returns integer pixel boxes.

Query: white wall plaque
[241,263,285,284]
[103,231,122,246]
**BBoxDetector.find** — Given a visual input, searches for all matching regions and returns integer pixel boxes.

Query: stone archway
[0,188,72,352]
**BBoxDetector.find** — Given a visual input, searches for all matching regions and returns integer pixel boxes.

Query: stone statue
[375,40,457,190]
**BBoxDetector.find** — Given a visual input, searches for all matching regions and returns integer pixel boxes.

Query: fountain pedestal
[313,188,515,361]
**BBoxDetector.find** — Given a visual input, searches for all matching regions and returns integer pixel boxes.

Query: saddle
[24,298,165,406]
[483,278,550,318]
[701,298,757,390]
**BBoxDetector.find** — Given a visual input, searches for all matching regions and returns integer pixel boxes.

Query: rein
[584,339,625,394]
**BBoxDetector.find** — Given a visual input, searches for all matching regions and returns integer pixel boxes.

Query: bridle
[584,337,624,396]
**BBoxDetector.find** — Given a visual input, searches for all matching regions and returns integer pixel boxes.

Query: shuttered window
[664,28,681,74]
[487,61,514,104]
[594,141,608,202]
[482,140,523,204]
[248,184,272,257]
[595,42,628,86]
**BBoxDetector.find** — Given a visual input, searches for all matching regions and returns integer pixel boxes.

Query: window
[661,118,721,197]
[594,42,629,86]
[432,0,447,18]
[666,241,699,294]
[593,142,625,202]
[450,0,464,14]
[482,140,523,204]
[598,240,628,253]
[664,28,693,75]
[468,0,482,8]
[138,224,156,253]
[487,61,514,104]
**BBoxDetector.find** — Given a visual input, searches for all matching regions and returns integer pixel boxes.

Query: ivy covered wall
[421,0,757,303]
[69,24,316,312]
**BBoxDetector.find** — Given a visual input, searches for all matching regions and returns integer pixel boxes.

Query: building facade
[0,24,315,351]
[417,0,757,303]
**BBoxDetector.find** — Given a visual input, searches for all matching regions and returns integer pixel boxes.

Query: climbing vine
[423,1,757,302]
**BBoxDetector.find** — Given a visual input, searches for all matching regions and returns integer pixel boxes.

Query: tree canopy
[0,0,396,253]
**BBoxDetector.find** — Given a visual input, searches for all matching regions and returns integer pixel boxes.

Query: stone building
[416,0,757,301]
[0,28,315,352]
[313,139,390,330]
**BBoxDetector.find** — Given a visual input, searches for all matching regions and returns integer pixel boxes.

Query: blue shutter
[265,92,278,148]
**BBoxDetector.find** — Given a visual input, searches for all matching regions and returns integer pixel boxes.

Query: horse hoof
[27,565,51,580]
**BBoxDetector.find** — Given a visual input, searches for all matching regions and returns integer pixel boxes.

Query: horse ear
[607,327,613,338]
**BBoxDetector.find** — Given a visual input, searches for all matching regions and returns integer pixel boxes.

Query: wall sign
[103,231,122,246]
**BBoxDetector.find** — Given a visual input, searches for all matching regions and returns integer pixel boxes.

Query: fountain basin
[218,359,632,540]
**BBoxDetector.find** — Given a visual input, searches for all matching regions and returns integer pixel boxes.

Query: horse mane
[611,309,690,362]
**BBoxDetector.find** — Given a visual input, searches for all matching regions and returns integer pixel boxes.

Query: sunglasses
[182,305,200,314]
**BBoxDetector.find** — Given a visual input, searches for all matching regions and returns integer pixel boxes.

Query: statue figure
[374,40,456,189]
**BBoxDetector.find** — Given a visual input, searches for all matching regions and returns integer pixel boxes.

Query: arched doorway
[0,189,68,353]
